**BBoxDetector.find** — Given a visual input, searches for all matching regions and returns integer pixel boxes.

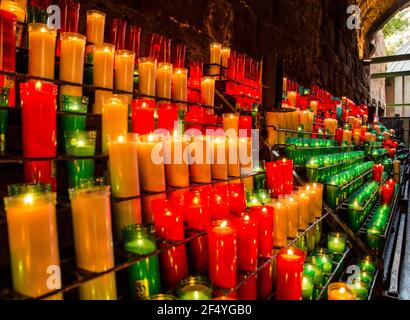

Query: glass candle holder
[7,183,51,196]
[327,282,355,300]
[137,134,166,192]
[172,42,186,68]
[125,25,141,59]
[86,10,105,45]
[20,81,57,158]
[189,61,203,88]
[150,294,177,300]
[172,67,188,102]
[189,135,212,184]
[4,192,61,299]
[208,220,237,289]
[358,256,377,275]
[276,247,305,300]
[228,183,246,214]
[313,248,334,275]
[272,201,288,248]
[156,62,173,99]
[94,43,115,89]
[209,42,222,77]
[24,160,56,191]
[349,280,369,300]
[115,49,135,92]
[60,32,86,84]
[327,232,347,255]
[223,113,239,137]
[28,23,56,79]
[303,257,323,287]
[176,276,212,300]
[201,76,215,106]
[122,224,161,299]
[131,98,155,135]
[163,134,190,188]
[138,57,157,97]
[102,96,128,155]
[109,18,126,50]
[302,275,314,300]
[108,134,140,198]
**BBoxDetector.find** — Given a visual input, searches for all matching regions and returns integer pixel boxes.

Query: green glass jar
[122,224,161,300]
[7,183,52,196]
[313,248,334,275]
[302,275,314,300]
[358,256,377,275]
[176,276,212,300]
[304,257,323,287]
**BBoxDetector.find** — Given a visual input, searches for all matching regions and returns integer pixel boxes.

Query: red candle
[381,184,394,205]
[188,61,203,89]
[276,247,305,300]
[238,116,252,138]
[238,273,257,300]
[250,206,274,299]
[210,184,231,221]
[131,99,155,135]
[152,199,188,291]
[373,164,384,183]
[157,103,178,134]
[279,159,294,194]
[234,214,258,271]
[335,128,344,146]
[20,81,57,158]
[266,162,283,197]
[185,108,204,135]
[208,220,237,289]
[387,179,397,189]
[228,183,246,214]
[24,161,57,192]
[388,148,395,159]
[184,191,210,275]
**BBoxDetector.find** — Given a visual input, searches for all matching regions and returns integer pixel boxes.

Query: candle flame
[23,194,34,204]
[244,215,250,221]
[35,81,42,91]
[148,134,155,142]
[77,140,85,147]
[220,220,228,228]
[40,27,48,33]
[287,249,294,256]
[262,207,267,213]
[117,135,124,143]
[339,287,346,294]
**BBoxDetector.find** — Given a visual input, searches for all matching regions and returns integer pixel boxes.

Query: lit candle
[279,159,294,195]
[327,282,355,300]
[310,100,318,114]
[156,62,173,99]
[164,133,190,187]
[223,113,239,137]
[108,134,140,198]
[114,49,135,92]
[327,232,347,254]
[201,76,215,106]
[152,199,188,291]
[94,43,115,89]
[372,164,384,183]
[284,196,299,239]
[211,136,228,180]
[295,192,310,231]
[228,183,247,214]
[393,160,400,176]
[172,68,188,102]
[60,32,85,85]
[28,23,56,79]
[138,134,166,192]
[221,46,231,68]
[86,10,106,45]
[4,192,61,299]
[93,90,113,114]
[112,199,142,242]
[122,224,161,299]
[365,132,372,143]
[208,220,237,289]
[342,129,352,146]
[209,42,222,77]
[131,99,155,135]
[102,97,128,155]
[239,137,252,175]
[288,91,297,109]
[276,247,305,300]
[20,81,57,158]
[265,112,278,146]
[381,184,394,205]
[177,276,212,300]
[234,214,258,272]
[273,201,288,248]
[305,184,322,220]
[138,57,157,97]
[189,135,212,184]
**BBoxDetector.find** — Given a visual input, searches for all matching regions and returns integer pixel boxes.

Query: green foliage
[383,12,410,39]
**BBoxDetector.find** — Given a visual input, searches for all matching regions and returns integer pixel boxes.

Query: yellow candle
[266,112,279,146]
[272,201,288,248]
[347,116,355,128]
[156,62,173,99]
[112,199,142,242]
[86,10,106,45]
[60,32,86,84]
[201,76,215,106]
[296,192,310,230]
[172,68,188,102]
[94,90,113,114]
[210,42,222,77]
[102,97,128,155]
[353,131,361,146]
[328,282,355,300]
[28,23,56,79]
[94,43,114,89]
[310,100,318,114]
[114,50,135,92]
[284,196,299,239]
[79,274,117,300]
[290,110,299,137]
[108,134,140,198]
[211,136,228,180]
[138,134,166,192]
[0,1,25,21]
[239,137,252,175]
[324,118,337,136]
[4,192,61,299]
[227,138,240,177]
[288,91,297,108]
[299,110,311,132]
[343,130,352,146]
[221,47,231,68]
[69,186,115,273]
[223,113,239,137]
[164,134,190,187]
[371,134,376,142]
[393,160,401,176]
[138,57,157,97]
[305,183,323,220]
[60,85,82,98]
[189,135,212,183]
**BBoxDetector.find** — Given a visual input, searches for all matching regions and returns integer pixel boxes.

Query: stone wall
[78,0,370,102]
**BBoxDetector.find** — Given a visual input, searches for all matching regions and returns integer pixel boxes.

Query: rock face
[78,0,371,102]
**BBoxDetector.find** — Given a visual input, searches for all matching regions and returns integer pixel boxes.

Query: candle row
[286,144,346,166]
[325,162,374,209]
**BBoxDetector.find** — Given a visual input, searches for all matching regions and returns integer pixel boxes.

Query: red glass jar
[157,103,178,135]
[148,33,163,60]
[59,0,80,33]
[276,247,305,300]
[188,61,203,89]
[228,183,246,214]
[109,18,127,50]
[131,99,155,135]
[20,81,58,158]
[125,25,141,61]
[172,42,186,68]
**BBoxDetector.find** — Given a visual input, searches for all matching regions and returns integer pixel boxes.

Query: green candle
[349,281,369,300]
[302,276,314,300]
[313,248,334,274]
[122,224,161,300]
[304,258,323,286]
[327,232,347,255]
[358,256,376,275]
[176,276,212,300]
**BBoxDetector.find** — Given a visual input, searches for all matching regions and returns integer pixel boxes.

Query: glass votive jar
[7,183,51,196]
[65,131,97,156]
[327,282,355,300]
[327,232,347,255]
[313,248,334,275]
[303,257,323,287]
[348,280,369,300]
[358,255,377,275]
[176,276,213,300]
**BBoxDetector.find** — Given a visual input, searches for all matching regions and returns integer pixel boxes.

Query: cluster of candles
[366,205,392,251]
[347,181,379,232]
[325,162,374,209]
[302,232,348,300]
[265,110,315,147]
[209,43,261,109]
[306,151,365,183]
